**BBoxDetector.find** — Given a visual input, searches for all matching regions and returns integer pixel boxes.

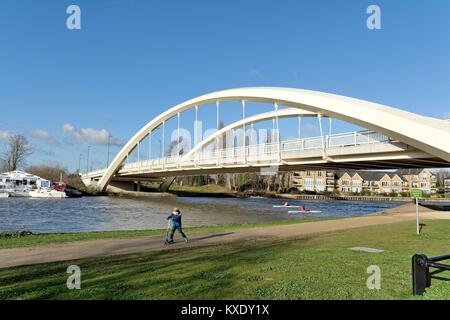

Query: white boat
[29,189,67,198]
[1,170,51,198]
[0,192,9,198]
[288,210,322,214]
[10,189,31,197]
[273,205,301,208]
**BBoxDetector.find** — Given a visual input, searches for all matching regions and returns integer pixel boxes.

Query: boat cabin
[0,170,51,190]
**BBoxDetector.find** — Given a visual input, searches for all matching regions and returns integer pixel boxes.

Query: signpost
[410,188,423,235]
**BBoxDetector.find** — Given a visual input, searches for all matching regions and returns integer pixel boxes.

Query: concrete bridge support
[107,181,138,193]
[159,177,176,192]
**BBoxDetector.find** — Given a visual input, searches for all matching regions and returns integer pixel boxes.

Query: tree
[26,164,87,191]
[1,134,33,172]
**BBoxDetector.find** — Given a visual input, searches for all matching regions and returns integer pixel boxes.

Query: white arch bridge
[82,87,450,192]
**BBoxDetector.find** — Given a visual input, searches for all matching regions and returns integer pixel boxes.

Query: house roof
[0,170,49,181]
[335,170,405,181]
[396,168,430,176]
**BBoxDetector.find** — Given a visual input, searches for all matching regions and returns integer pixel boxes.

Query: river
[0,195,403,233]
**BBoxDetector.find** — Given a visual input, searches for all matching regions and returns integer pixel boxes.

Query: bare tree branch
[1,134,34,172]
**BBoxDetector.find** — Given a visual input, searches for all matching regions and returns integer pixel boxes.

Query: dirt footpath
[0,204,448,269]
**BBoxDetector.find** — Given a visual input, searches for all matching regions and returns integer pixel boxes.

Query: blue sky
[1,0,449,172]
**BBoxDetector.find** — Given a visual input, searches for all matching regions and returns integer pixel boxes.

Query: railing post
[298,116,302,139]
[274,102,281,163]
[242,100,247,164]
[216,101,220,166]
[354,131,357,146]
[177,112,181,169]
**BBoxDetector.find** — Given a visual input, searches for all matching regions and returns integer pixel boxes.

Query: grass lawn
[0,217,331,249]
[169,184,230,193]
[0,219,448,300]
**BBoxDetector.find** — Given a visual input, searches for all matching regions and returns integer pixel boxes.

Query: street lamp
[107,134,111,168]
[78,153,83,174]
[86,146,91,173]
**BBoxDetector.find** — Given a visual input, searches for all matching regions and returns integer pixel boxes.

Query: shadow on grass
[430,269,450,283]
[0,237,313,300]
[194,232,235,241]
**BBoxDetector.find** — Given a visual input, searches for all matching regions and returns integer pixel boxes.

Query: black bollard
[412,254,430,296]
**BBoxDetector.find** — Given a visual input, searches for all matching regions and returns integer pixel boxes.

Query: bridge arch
[182,108,316,160]
[97,87,450,191]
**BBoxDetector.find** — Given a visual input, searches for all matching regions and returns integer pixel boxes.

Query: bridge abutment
[107,181,138,193]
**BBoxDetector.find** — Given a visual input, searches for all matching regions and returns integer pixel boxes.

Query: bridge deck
[82,130,449,182]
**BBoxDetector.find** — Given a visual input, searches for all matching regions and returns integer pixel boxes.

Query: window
[40,180,50,188]
[317,171,323,177]
[304,178,314,191]
[306,171,312,177]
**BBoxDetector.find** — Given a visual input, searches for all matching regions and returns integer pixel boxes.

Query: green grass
[169,184,230,193]
[0,219,448,300]
[142,183,231,194]
[0,217,331,249]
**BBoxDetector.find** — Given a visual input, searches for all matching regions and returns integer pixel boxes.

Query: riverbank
[111,185,450,203]
[0,204,448,299]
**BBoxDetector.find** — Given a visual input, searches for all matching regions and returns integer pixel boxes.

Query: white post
[242,100,246,163]
[416,197,420,235]
[298,116,302,139]
[251,122,255,161]
[195,105,198,167]
[177,112,181,167]
[329,117,332,147]
[162,121,165,169]
[274,103,281,162]
[216,101,220,166]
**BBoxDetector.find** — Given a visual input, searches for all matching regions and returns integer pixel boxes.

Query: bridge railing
[116,130,395,175]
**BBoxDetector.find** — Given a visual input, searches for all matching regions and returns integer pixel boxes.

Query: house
[444,178,450,195]
[292,170,335,192]
[291,168,437,195]
[398,169,437,194]
[335,171,404,194]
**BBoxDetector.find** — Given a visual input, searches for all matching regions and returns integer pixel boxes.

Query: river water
[0,195,403,234]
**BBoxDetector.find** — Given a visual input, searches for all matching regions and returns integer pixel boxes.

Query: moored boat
[52,182,82,198]
[29,189,67,198]
[419,202,450,211]
[0,192,9,198]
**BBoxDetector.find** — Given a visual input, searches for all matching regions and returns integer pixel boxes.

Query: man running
[165,208,188,244]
